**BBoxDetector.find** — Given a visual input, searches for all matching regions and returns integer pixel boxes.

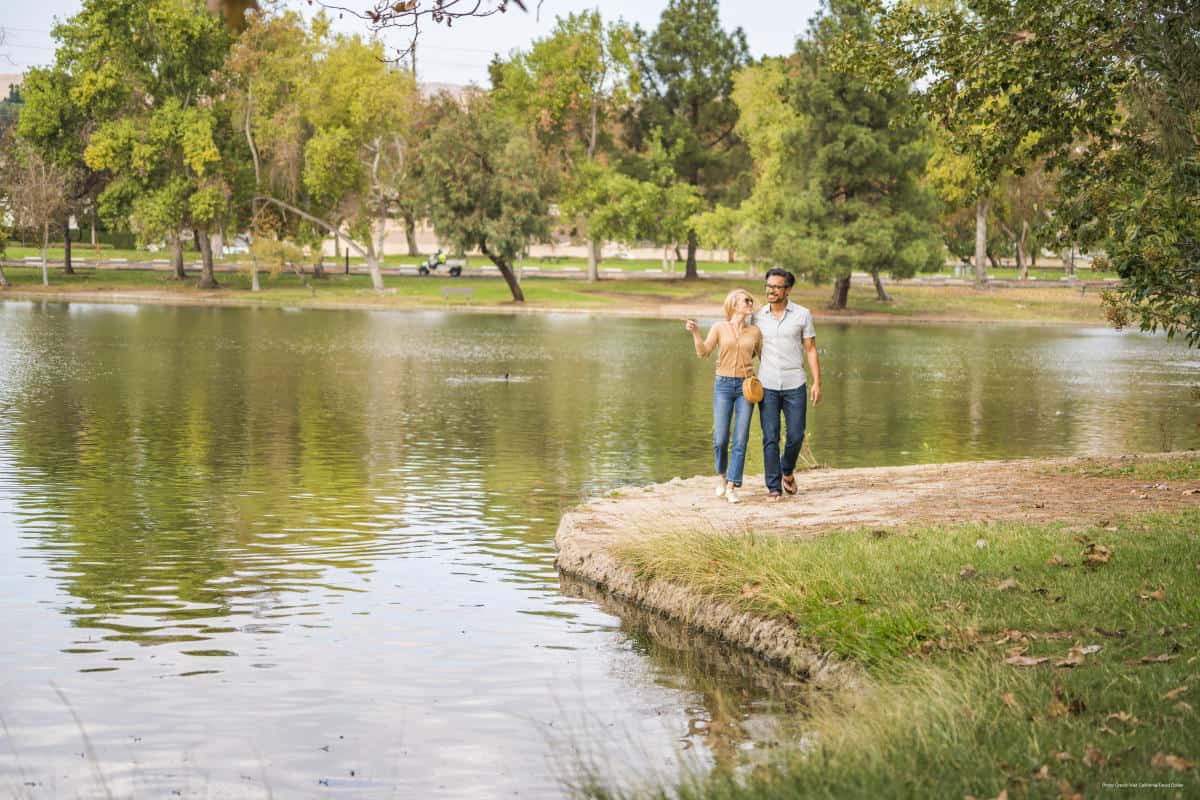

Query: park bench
[441,286,474,304]
[1078,280,1120,295]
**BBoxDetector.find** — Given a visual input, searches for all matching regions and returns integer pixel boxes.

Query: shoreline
[0,287,1112,328]
[554,453,1200,687]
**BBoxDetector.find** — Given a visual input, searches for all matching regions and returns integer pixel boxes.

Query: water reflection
[0,302,1196,796]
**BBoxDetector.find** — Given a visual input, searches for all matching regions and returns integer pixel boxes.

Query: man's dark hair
[764,267,795,288]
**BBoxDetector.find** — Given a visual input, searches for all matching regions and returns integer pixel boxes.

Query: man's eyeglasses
[765,283,788,291]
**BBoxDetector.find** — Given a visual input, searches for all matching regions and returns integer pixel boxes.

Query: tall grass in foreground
[586,509,1200,798]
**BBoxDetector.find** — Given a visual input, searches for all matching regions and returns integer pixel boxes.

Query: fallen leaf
[1141,653,1178,664]
[825,599,844,606]
[976,538,989,549]
[1140,586,1166,601]
[1175,701,1194,714]
[1095,627,1127,638]
[960,565,977,579]
[1006,645,1029,657]
[996,577,1020,591]
[1057,779,1083,800]
[1005,655,1049,667]
[1034,764,1051,780]
[1150,752,1195,771]
[1107,711,1139,726]
[995,630,1026,645]
[1162,686,1189,701]
[1055,751,1073,762]
[1055,645,1102,668]
[1002,692,1018,708]
[1083,543,1111,566]
[1047,554,1066,567]
[1097,725,1118,736]
[1083,746,1106,768]
[740,582,762,598]
[1047,700,1069,718]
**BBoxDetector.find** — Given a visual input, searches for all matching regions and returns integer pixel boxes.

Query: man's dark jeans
[760,385,807,495]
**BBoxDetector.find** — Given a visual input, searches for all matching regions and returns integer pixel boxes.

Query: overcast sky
[2,1,823,85]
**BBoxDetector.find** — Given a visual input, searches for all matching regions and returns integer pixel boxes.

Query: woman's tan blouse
[697,321,762,378]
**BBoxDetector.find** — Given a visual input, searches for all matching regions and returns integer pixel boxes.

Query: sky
[1,0,823,86]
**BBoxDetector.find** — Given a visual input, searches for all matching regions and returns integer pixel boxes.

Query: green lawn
[0,264,1110,324]
[591,501,1200,799]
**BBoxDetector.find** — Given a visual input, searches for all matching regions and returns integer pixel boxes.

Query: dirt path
[554,453,1200,685]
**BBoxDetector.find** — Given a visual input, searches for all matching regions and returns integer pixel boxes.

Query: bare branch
[314,0,529,62]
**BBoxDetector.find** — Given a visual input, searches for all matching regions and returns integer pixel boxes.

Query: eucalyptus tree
[231,11,418,292]
[631,0,751,278]
[493,11,639,280]
[417,91,557,303]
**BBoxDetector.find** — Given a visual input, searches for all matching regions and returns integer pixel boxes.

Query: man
[753,268,821,500]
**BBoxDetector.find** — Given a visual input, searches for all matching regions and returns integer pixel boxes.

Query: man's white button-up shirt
[753,300,816,391]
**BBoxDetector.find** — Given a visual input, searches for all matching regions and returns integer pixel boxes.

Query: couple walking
[684,269,822,504]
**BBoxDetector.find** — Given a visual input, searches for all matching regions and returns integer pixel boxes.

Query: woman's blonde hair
[723,288,754,320]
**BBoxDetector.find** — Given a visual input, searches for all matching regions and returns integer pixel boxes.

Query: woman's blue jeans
[713,376,754,486]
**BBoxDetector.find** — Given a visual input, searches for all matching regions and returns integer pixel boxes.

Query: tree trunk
[586,238,601,282]
[871,270,892,302]
[1062,247,1075,277]
[312,252,326,279]
[63,216,75,275]
[365,241,385,291]
[987,249,1000,269]
[403,212,419,257]
[974,196,990,288]
[171,234,187,280]
[0,264,8,288]
[483,245,525,302]
[250,258,261,292]
[90,216,97,249]
[1016,220,1028,281]
[829,273,851,310]
[41,223,50,286]
[196,230,219,289]
[684,229,699,279]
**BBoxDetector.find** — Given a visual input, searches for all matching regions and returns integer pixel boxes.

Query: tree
[41,0,237,288]
[493,11,639,281]
[864,0,1127,289]
[0,83,22,132]
[1056,1,1200,343]
[232,12,419,292]
[2,137,69,286]
[740,1,942,309]
[417,91,557,302]
[631,0,751,278]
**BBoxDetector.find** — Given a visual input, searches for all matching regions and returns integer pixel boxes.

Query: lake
[0,302,1196,797]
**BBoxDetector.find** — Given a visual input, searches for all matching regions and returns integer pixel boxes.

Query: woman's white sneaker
[725,486,741,504]
[714,478,726,498]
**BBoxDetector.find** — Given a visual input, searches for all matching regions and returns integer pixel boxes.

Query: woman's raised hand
[684,319,698,333]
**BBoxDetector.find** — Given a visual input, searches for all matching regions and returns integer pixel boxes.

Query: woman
[685,288,762,504]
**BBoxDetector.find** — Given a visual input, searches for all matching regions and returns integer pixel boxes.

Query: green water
[0,302,1195,797]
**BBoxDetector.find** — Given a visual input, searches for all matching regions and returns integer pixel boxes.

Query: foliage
[630,0,752,276]
[744,0,942,307]
[417,91,557,302]
[1059,1,1200,344]
[229,10,419,290]
[492,10,640,279]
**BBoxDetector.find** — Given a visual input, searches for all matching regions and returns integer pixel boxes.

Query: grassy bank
[591,467,1199,797]
[0,266,1108,324]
